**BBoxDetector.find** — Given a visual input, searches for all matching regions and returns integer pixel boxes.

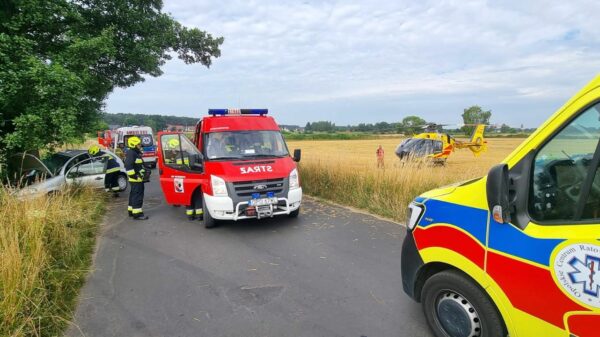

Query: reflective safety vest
[99,151,120,174]
[124,149,144,183]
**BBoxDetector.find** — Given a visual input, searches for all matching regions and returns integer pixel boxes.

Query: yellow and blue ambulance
[402,75,600,337]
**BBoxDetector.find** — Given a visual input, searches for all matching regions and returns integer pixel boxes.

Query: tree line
[302,106,530,135]
[101,113,199,132]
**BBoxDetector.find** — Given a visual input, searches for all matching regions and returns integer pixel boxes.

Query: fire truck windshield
[205,131,289,160]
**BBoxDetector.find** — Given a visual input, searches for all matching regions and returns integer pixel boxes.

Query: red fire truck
[157,109,302,228]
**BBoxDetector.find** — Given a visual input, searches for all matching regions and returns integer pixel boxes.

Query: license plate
[249,198,278,206]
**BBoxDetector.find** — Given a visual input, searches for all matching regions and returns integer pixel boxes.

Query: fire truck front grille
[233,179,285,198]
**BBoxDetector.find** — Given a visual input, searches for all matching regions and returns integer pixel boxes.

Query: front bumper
[142,156,156,163]
[401,229,424,301]
[203,187,302,221]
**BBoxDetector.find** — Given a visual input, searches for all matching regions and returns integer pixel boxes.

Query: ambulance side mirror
[486,164,511,224]
[293,149,302,162]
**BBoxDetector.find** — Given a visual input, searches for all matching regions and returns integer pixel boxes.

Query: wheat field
[287,137,525,221]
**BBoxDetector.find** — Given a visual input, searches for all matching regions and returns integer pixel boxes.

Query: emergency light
[208,109,268,116]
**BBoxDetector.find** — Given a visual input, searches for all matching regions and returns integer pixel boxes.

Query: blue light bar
[252,193,260,199]
[208,109,268,116]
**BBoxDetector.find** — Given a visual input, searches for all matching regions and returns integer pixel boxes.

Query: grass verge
[0,187,106,337]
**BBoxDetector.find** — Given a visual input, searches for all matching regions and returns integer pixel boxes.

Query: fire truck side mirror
[486,164,511,224]
[293,149,302,162]
[190,153,204,171]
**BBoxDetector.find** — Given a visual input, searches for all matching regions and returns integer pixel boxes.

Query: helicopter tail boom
[455,124,487,156]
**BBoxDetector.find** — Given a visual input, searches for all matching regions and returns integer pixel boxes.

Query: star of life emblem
[553,243,600,309]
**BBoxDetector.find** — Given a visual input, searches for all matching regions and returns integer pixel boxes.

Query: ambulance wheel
[288,207,300,218]
[421,270,506,337]
[202,198,217,229]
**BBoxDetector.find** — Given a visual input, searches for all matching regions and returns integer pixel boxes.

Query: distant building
[166,124,185,132]
[165,124,195,132]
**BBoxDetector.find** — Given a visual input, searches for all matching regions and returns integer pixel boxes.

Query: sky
[105,0,600,128]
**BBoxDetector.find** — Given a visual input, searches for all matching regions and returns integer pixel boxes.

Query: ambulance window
[530,103,600,222]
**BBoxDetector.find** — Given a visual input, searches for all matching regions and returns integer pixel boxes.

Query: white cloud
[106,0,600,127]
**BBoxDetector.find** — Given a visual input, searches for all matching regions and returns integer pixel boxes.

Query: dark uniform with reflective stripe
[125,148,146,218]
[97,151,121,195]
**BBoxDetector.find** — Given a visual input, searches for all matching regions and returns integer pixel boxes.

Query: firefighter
[165,138,190,165]
[376,145,385,169]
[165,138,202,220]
[187,188,204,221]
[125,136,149,220]
[88,145,121,197]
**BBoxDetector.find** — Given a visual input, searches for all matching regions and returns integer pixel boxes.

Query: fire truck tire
[202,197,217,229]
[289,207,300,218]
[421,269,506,337]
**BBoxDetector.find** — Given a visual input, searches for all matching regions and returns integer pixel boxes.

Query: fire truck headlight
[289,169,300,190]
[406,203,424,231]
[211,175,228,197]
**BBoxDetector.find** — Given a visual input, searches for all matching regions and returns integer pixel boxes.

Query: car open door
[7,152,53,186]
[65,156,106,189]
[157,132,205,206]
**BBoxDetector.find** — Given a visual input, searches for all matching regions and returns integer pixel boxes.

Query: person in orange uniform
[376,145,385,169]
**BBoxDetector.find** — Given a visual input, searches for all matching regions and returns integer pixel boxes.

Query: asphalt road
[66,178,432,337]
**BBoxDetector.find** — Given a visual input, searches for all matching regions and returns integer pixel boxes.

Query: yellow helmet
[168,138,180,149]
[127,136,141,148]
[88,144,100,156]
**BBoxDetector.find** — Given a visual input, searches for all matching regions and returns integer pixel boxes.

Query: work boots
[133,213,149,220]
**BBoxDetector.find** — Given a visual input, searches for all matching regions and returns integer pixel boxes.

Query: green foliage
[305,121,336,132]
[400,115,427,135]
[283,131,379,141]
[0,0,223,157]
[461,105,492,136]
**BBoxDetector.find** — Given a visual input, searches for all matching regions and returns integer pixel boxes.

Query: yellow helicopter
[395,123,487,164]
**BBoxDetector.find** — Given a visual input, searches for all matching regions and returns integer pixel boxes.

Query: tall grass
[0,187,105,337]
[290,138,519,222]
[299,160,481,222]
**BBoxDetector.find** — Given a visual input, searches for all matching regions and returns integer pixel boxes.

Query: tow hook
[256,204,274,219]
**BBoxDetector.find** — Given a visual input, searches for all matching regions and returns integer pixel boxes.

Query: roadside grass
[291,138,522,222]
[0,186,105,337]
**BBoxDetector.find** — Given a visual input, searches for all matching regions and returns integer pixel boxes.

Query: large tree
[0,0,223,155]
[400,115,426,135]
[461,105,491,136]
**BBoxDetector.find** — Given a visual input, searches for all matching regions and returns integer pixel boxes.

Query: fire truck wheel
[288,207,300,218]
[202,197,217,229]
[421,270,506,337]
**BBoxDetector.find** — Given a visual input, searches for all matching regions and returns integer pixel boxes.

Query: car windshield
[42,153,71,175]
[205,131,289,160]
